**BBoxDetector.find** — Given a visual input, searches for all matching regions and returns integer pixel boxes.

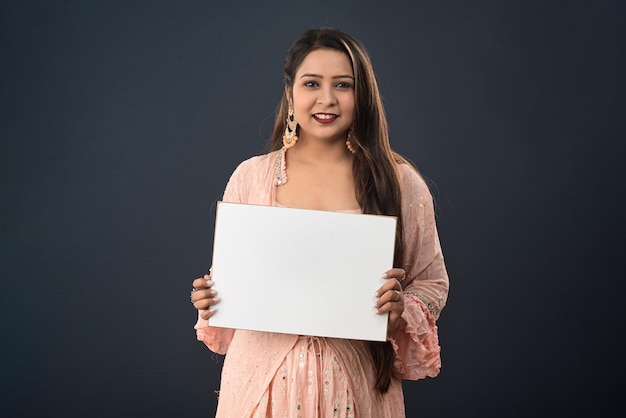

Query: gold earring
[346,129,356,154]
[282,108,298,149]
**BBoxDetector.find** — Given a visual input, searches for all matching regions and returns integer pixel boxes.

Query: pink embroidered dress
[195,149,449,418]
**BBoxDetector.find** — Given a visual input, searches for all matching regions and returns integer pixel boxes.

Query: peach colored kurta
[195,150,449,418]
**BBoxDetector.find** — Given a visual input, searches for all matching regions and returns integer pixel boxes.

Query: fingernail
[374,291,380,297]
[213,297,221,303]
[210,289,217,296]
[208,307,216,313]
[206,280,213,286]
[381,273,387,279]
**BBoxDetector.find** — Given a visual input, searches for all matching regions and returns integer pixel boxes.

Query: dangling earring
[282,108,298,149]
[346,129,357,154]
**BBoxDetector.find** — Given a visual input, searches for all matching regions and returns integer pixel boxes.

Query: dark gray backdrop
[1,1,624,417]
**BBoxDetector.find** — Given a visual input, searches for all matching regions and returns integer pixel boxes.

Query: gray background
[1,0,624,417]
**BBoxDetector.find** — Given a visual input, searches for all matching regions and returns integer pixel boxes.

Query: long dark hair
[270,28,412,393]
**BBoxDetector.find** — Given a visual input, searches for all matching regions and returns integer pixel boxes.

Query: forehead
[295,48,353,76]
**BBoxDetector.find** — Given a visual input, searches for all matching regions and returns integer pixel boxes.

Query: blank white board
[208,201,397,341]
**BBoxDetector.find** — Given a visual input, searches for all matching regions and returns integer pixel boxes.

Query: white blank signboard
[208,201,397,342]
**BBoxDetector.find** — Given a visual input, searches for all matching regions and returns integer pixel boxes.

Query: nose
[318,85,337,106]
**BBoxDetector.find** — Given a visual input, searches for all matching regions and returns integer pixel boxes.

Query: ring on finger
[394,290,402,302]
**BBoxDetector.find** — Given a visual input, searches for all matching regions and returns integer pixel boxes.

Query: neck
[290,135,351,164]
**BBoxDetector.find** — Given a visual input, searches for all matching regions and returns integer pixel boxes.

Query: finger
[382,268,406,282]
[193,297,220,311]
[376,299,403,316]
[191,287,215,302]
[192,276,213,290]
[191,289,220,307]
[375,278,402,297]
[375,289,403,309]
[200,308,217,320]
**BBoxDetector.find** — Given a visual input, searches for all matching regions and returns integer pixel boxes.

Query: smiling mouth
[313,113,339,123]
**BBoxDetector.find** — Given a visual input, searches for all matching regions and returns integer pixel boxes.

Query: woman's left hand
[375,268,406,338]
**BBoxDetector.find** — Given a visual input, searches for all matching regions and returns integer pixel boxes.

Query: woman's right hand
[191,274,220,320]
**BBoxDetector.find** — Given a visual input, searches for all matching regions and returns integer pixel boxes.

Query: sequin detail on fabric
[274,147,288,186]
[251,336,355,417]
[404,291,438,318]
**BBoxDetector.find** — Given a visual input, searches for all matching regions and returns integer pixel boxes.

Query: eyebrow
[299,73,354,80]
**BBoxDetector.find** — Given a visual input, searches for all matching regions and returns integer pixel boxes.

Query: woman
[191,28,449,417]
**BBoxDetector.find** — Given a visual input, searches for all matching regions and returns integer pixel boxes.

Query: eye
[303,80,319,88]
[336,81,353,89]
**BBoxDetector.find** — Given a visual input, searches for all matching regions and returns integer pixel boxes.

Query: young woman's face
[291,48,355,145]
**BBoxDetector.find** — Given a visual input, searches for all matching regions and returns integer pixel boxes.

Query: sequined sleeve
[389,164,450,380]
